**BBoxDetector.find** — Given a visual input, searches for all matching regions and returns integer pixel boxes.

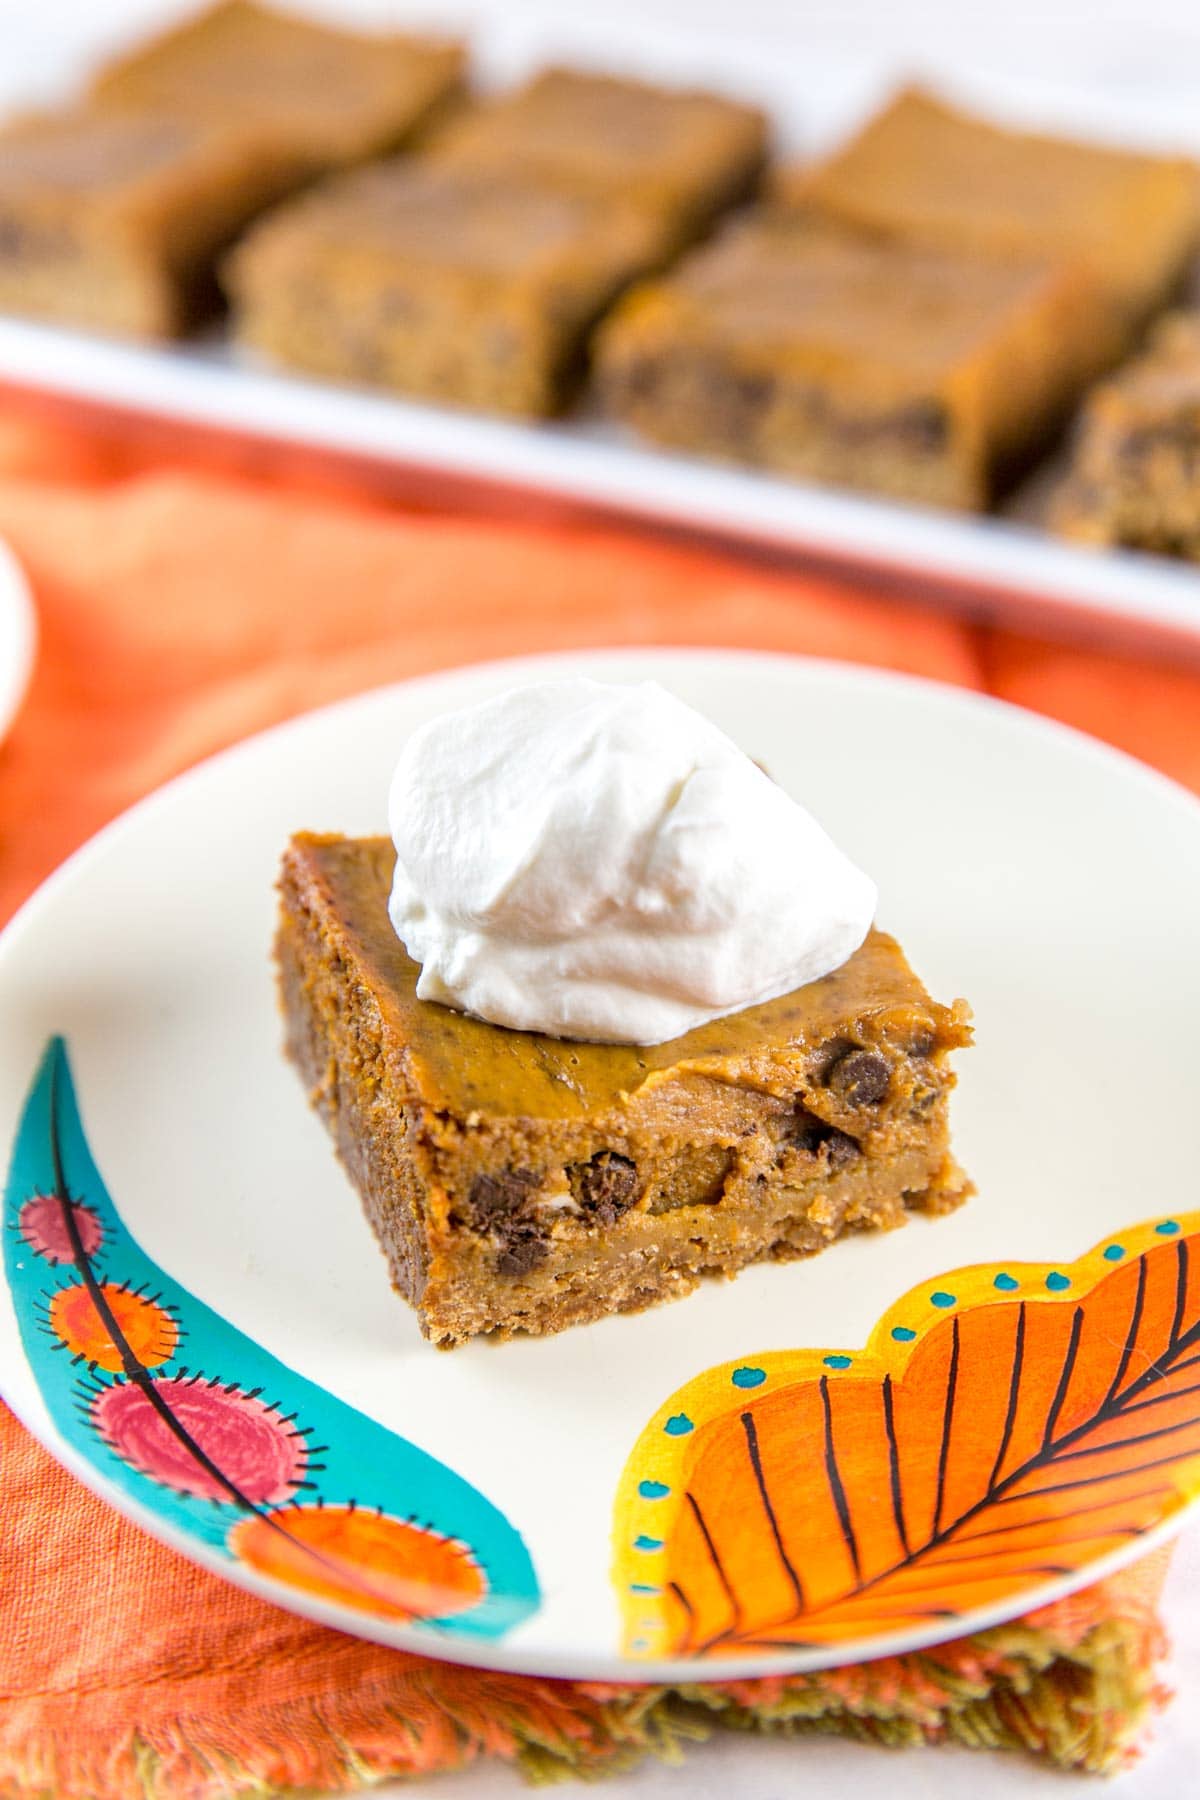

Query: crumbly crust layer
[276,832,972,1347]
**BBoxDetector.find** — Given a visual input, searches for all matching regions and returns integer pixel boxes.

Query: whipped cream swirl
[387,678,877,1045]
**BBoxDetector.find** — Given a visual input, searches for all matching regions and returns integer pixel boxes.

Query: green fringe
[524,1608,1167,1782]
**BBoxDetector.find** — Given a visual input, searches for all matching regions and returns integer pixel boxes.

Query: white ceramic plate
[1,21,1199,646]
[4,648,1200,1683]
[0,536,35,746]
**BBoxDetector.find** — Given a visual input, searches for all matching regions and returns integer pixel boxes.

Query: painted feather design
[4,1038,539,1639]
[615,1214,1200,1658]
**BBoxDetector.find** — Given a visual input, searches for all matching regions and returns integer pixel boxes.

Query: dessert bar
[597,211,1104,508]
[425,65,767,247]
[0,1,465,340]
[0,106,300,337]
[779,86,1199,342]
[1055,311,1200,559]
[226,158,671,414]
[276,833,972,1347]
[91,0,465,179]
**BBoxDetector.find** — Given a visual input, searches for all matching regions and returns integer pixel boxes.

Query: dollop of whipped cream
[387,678,877,1045]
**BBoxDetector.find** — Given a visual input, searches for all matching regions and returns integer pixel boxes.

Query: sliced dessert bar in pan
[91,0,465,178]
[0,108,298,336]
[597,211,1106,509]
[226,158,673,414]
[0,3,465,339]
[777,86,1200,345]
[424,65,768,249]
[1055,311,1200,559]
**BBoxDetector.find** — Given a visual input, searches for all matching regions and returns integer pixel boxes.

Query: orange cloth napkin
[0,409,1197,1797]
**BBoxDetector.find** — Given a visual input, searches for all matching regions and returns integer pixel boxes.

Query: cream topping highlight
[387,677,877,1045]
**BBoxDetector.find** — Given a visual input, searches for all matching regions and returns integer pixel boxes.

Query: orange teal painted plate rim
[2,648,1200,1680]
[614,1214,1200,1664]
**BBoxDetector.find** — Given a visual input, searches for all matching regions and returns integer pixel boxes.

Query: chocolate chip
[828,1049,890,1106]
[908,1028,936,1059]
[783,1111,858,1168]
[495,1223,548,1277]
[465,1170,550,1272]
[810,1036,855,1082]
[570,1151,639,1225]
[825,1130,861,1169]
[788,1107,831,1154]
[467,1168,540,1226]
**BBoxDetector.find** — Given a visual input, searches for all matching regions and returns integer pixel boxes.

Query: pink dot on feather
[92,1378,306,1504]
[19,1194,104,1264]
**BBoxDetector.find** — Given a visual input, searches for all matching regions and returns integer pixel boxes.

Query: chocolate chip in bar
[828,1048,890,1106]
[495,1220,549,1276]
[571,1150,640,1225]
[467,1168,540,1226]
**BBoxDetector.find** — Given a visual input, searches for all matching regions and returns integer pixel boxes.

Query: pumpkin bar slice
[1055,311,1200,559]
[779,86,1199,346]
[424,65,767,250]
[596,210,1104,508]
[276,833,972,1348]
[90,0,465,180]
[226,158,672,414]
[0,106,302,337]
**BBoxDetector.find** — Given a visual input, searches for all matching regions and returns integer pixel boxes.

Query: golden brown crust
[276,831,972,1347]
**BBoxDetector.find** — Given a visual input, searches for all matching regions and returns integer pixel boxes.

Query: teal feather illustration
[4,1038,539,1639]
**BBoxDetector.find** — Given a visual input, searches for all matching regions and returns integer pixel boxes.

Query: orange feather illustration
[614,1213,1200,1658]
